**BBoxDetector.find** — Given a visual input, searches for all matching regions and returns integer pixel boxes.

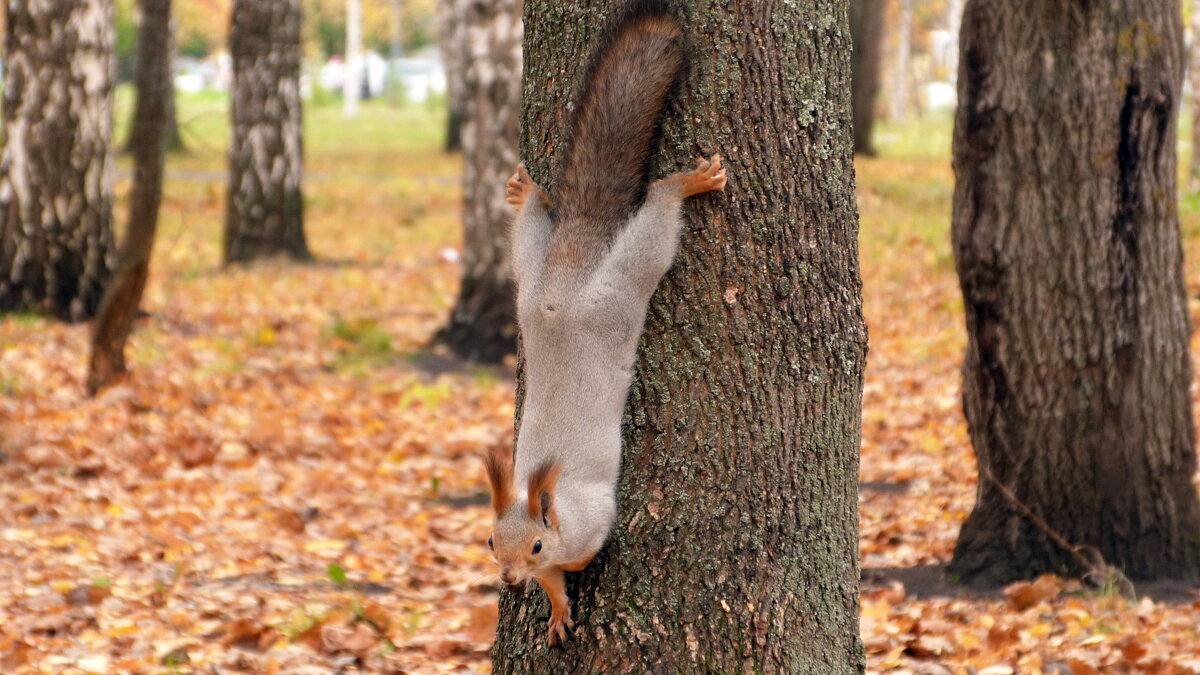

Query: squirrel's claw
[546,600,574,646]
[547,613,573,646]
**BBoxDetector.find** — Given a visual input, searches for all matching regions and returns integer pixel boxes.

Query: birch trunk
[437,0,468,152]
[436,0,522,363]
[0,0,116,321]
[225,0,308,264]
[344,0,363,116]
[888,0,913,122]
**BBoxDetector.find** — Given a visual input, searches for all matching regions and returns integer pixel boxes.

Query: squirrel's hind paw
[506,162,546,213]
[661,154,727,199]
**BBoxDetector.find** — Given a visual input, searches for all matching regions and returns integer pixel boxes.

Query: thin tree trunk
[344,0,363,116]
[435,0,522,363]
[225,0,308,264]
[950,0,1200,586]
[0,0,116,321]
[850,0,885,155]
[493,1,867,670]
[390,0,404,61]
[88,0,172,396]
[122,18,184,154]
[888,0,913,122]
[437,0,467,152]
[946,0,965,92]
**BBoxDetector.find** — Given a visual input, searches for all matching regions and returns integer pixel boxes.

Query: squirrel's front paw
[506,163,546,213]
[546,603,574,646]
[676,154,727,198]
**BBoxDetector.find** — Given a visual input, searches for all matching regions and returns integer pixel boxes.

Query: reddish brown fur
[484,444,515,514]
[526,461,562,528]
[550,4,684,264]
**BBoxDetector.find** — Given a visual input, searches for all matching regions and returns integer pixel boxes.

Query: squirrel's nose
[500,572,517,586]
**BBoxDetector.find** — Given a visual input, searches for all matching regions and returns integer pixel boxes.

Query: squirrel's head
[483,447,562,586]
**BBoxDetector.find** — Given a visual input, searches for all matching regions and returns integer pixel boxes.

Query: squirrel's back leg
[508,163,554,293]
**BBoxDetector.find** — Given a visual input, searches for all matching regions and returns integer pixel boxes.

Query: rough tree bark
[492,1,867,671]
[0,0,116,321]
[87,0,172,396]
[437,0,467,152]
[435,0,522,363]
[950,0,1200,586]
[888,0,913,122]
[225,0,308,264]
[850,0,885,155]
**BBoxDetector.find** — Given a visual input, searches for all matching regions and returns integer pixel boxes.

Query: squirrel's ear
[527,461,562,529]
[483,444,515,513]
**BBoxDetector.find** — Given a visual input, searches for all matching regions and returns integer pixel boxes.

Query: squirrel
[483,1,726,646]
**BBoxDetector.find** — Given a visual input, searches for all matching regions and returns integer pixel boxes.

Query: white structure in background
[174,54,231,93]
[321,50,443,103]
[388,52,445,103]
[171,49,444,105]
[920,81,956,112]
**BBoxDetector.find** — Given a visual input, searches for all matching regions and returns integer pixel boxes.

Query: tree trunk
[225,0,308,264]
[493,1,868,671]
[0,0,116,321]
[946,0,965,92]
[437,0,467,152]
[122,18,185,154]
[850,0,885,155]
[435,0,521,363]
[950,0,1200,587]
[888,0,913,122]
[88,0,172,396]
[344,0,363,116]
[390,0,404,61]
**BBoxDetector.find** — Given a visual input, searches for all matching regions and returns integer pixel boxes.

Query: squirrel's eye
[532,540,542,554]
[487,536,494,550]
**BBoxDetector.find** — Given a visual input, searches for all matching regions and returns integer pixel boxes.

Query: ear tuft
[526,461,562,529]
[483,443,515,514]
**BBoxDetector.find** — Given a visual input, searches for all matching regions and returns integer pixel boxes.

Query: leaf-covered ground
[1,101,1199,673]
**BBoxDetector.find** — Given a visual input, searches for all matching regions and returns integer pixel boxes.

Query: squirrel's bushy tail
[553,2,683,237]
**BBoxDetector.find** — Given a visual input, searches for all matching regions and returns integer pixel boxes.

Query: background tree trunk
[225,0,308,264]
[435,0,522,363]
[888,0,913,122]
[436,0,467,152]
[950,0,1200,586]
[344,0,363,117]
[0,0,116,321]
[850,0,885,155]
[88,0,172,396]
[122,18,184,154]
[492,1,868,671]
[1190,0,1200,191]
[946,0,965,93]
